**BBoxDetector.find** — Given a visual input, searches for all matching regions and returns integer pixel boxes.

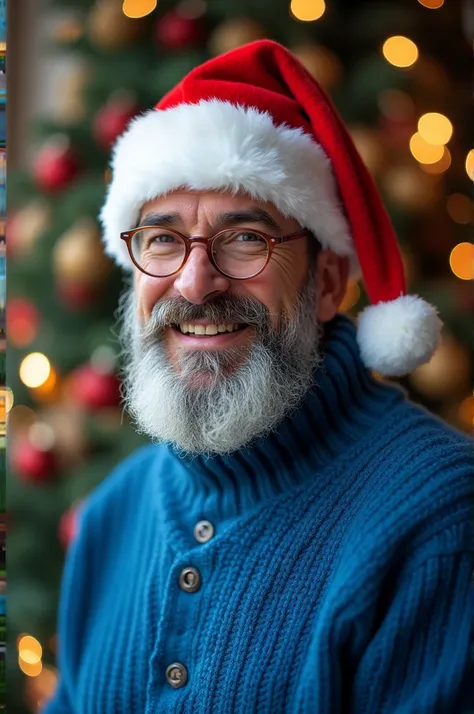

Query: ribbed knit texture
[44,314,474,714]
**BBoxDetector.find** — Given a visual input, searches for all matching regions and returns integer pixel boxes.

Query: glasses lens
[131,227,186,276]
[212,230,269,278]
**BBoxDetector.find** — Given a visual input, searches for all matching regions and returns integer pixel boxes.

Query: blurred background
[6,0,474,710]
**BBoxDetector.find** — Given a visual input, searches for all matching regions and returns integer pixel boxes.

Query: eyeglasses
[120,226,311,280]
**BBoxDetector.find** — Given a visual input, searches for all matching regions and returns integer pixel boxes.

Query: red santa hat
[100,39,442,377]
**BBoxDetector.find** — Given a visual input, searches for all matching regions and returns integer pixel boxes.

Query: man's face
[134,190,312,371]
[118,190,345,455]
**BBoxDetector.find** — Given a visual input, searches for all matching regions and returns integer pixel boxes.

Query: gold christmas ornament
[53,217,112,285]
[208,17,266,57]
[55,63,91,125]
[88,0,144,50]
[409,335,472,400]
[292,43,342,90]
[42,406,88,466]
[10,201,52,256]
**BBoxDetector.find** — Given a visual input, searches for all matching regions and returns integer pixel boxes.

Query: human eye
[141,229,180,250]
[234,231,266,243]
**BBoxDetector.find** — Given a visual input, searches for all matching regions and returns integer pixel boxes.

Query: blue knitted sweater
[45,314,474,714]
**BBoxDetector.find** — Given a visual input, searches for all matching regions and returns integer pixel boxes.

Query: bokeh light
[409,132,444,164]
[19,353,51,388]
[290,0,326,22]
[18,635,43,676]
[382,36,419,68]
[447,194,473,224]
[465,150,474,180]
[339,281,361,312]
[458,395,474,431]
[417,112,453,146]
[449,242,474,281]
[122,0,157,18]
[418,0,444,7]
[419,146,451,174]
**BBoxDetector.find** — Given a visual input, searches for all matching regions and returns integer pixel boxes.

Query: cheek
[248,253,306,322]
[135,274,174,321]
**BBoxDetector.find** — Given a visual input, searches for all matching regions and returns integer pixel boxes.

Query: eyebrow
[138,207,282,232]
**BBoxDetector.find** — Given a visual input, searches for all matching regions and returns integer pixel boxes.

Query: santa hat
[100,39,442,377]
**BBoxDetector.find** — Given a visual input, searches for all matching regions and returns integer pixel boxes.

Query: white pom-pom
[356,295,443,377]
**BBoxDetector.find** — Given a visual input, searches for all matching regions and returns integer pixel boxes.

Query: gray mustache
[147,296,271,332]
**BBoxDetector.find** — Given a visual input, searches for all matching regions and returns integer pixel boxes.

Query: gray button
[165,662,188,688]
[194,520,214,543]
[179,566,201,593]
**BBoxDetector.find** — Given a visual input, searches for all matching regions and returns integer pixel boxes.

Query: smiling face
[118,189,349,455]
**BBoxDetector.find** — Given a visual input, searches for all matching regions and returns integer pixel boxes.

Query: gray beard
[116,270,325,456]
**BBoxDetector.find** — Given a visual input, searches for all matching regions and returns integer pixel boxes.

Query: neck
[164,313,405,521]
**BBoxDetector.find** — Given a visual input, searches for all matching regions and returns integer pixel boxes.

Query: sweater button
[194,520,214,543]
[179,566,201,593]
[165,662,188,688]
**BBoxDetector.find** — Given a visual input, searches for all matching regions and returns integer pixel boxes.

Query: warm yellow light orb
[382,36,419,68]
[417,112,453,146]
[465,150,474,181]
[18,635,43,658]
[419,146,451,174]
[290,0,326,22]
[418,0,444,8]
[18,656,43,677]
[18,635,43,675]
[122,0,157,18]
[409,132,444,164]
[19,353,51,388]
[449,242,474,281]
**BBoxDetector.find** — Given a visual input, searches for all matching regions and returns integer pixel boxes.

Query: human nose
[173,243,231,304]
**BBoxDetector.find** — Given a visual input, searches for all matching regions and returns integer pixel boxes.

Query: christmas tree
[7,0,473,710]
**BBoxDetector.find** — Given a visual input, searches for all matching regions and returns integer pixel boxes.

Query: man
[45,40,473,713]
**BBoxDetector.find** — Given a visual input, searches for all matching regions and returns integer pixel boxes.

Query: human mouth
[176,322,246,335]
[168,321,251,349]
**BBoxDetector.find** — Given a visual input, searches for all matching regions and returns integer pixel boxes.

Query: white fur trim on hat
[99,99,360,278]
[356,294,443,377]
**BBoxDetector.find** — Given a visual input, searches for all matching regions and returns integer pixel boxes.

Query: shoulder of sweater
[340,398,473,563]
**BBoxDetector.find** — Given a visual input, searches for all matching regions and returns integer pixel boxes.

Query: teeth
[178,323,243,335]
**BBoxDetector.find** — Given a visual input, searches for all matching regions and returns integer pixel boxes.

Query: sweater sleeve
[352,525,474,714]
[41,504,93,714]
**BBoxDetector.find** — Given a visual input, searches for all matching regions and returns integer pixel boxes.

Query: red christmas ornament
[93,98,140,150]
[11,440,56,483]
[7,298,40,348]
[58,503,82,550]
[70,365,121,410]
[155,9,205,51]
[56,280,99,310]
[33,138,80,192]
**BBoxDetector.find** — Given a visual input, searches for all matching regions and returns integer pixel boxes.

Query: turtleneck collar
[162,313,405,523]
